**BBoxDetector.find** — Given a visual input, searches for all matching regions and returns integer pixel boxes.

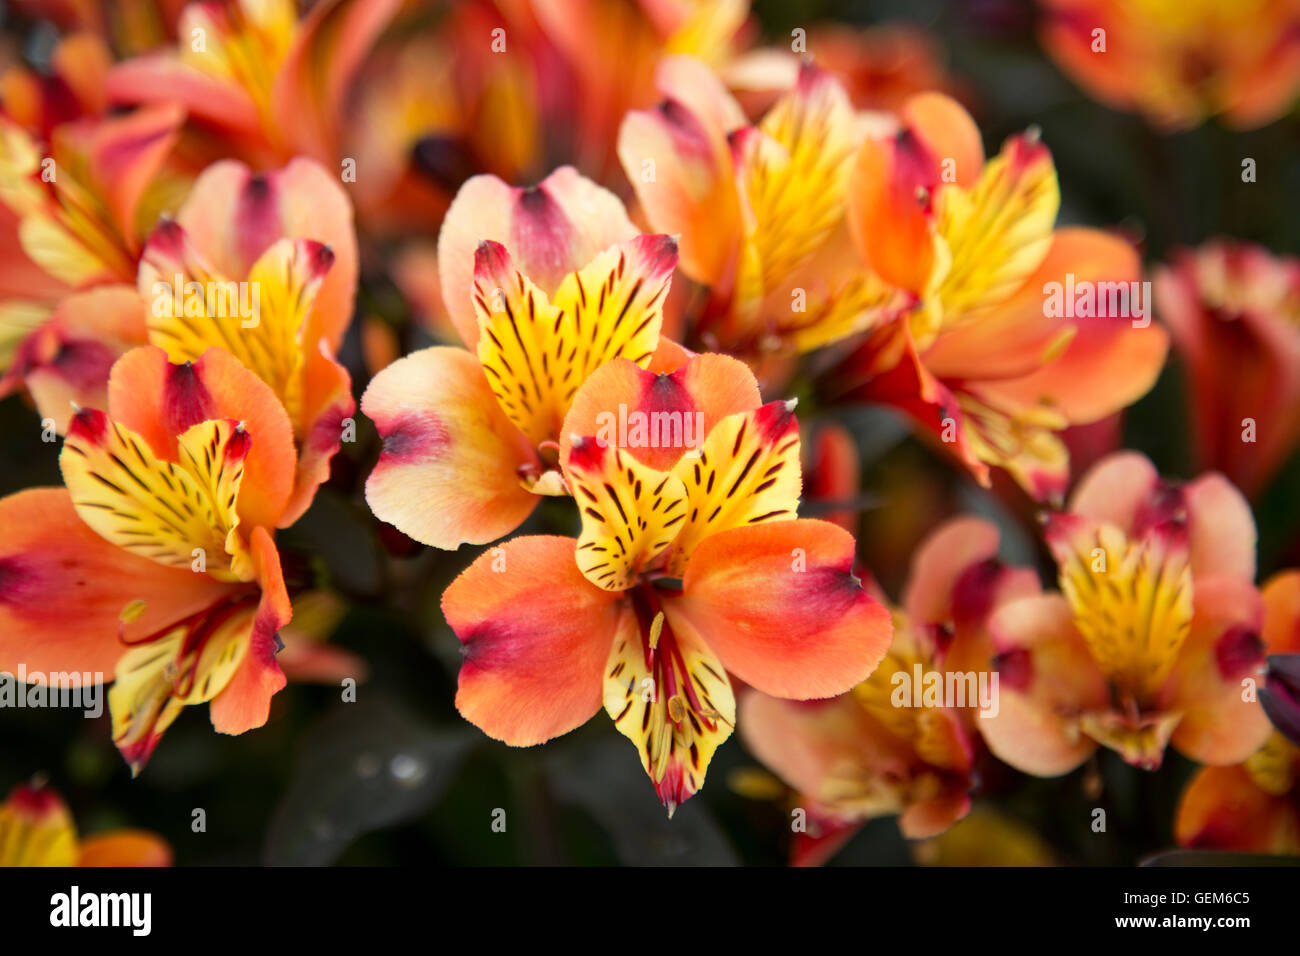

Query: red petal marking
[993,647,1033,692]
[375,410,449,464]
[949,556,1004,628]
[67,405,109,444]
[1132,481,1188,538]
[1215,626,1266,681]
[5,783,64,818]
[163,359,216,435]
[234,172,280,271]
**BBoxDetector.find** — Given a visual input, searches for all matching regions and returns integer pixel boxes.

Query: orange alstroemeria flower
[838,92,1169,500]
[0,780,170,866]
[1175,571,1300,855]
[137,156,358,524]
[1037,0,1300,131]
[740,516,1039,864]
[1155,240,1300,498]
[0,345,299,773]
[619,56,906,360]
[980,452,1270,775]
[442,351,893,812]
[106,0,400,167]
[364,166,683,549]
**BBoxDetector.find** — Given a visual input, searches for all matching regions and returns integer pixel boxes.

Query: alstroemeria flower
[137,157,358,524]
[619,56,906,360]
[740,516,1038,863]
[0,105,180,291]
[981,452,1270,774]
[0,345,299,773]
[0,106,181,423]
[0,780,170,866]
[442,352,892,812]
[364,166,681,549]
[106,0,399,166]
[1175,571,1300,854]
[838,93,1169,500]
[1155,241,1300,498]
[1037,0,1300,131]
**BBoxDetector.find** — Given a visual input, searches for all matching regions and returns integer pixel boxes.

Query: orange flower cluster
[0,0,1296,865]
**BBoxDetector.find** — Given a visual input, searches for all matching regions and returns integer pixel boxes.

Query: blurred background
[1,0,1298,865]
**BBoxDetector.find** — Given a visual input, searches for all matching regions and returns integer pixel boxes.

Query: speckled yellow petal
[666,399,801,575]
[567,436,687,591]
[61,408,253,582]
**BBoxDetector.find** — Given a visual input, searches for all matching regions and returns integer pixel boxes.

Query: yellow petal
[473,235,677,447]
[61,409,254,582]
[567,436,687,591]
[604,605,735,814]
[665,400,802,575]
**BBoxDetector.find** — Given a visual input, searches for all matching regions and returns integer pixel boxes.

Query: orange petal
[86,104,183,253]
[669,519,893,699]
[1262,571,1300,655]
[922,227,1139,383]
[1066,450,1159,530]
[617,56,742,285]
[0,487,234,678]
[362,346,539,549]
[437,167,637,347]
[77,830,172,866]
[209,526,290,735]
[442,535,620,746]
[8,285,147,432]
[282,342,354,527]
[1175,764,1300,854]
[560,352,761,473]
[1184,472,1257,583]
